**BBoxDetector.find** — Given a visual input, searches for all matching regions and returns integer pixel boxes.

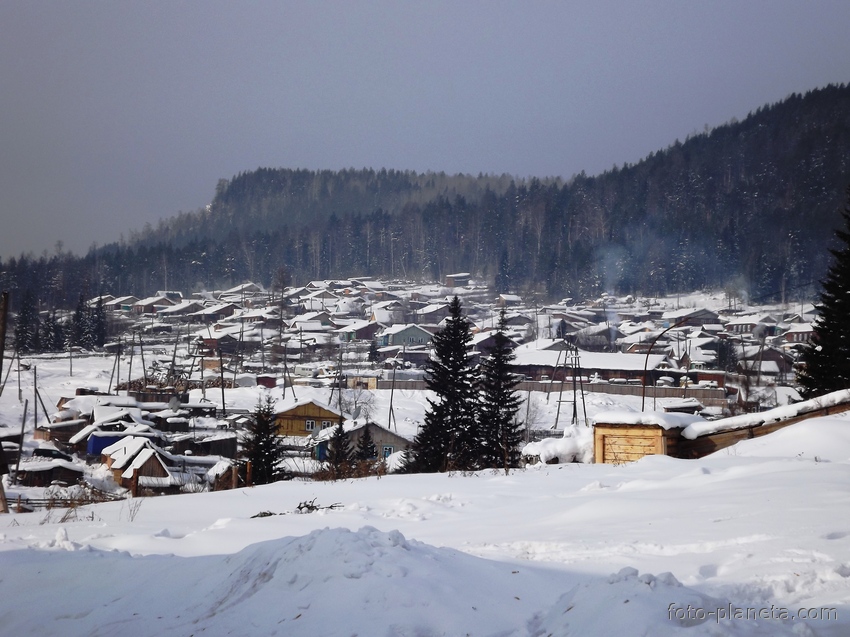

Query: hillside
[2,84,849,307]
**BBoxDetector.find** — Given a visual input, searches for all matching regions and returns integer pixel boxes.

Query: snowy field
[2,354,850,636]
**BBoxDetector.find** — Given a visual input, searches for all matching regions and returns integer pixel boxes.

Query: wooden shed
[593,422,682,464]
[592,412,705,464]
[593,389,850,464]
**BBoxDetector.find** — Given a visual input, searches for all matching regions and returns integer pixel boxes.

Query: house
[496,294,523,308]
[103,296,139,312]
[413,303,450,324]
[291,311,335,327]
[368,300,406,324]
[133,296,175,314]
[14,458,85,487]
[274,399,349,437]
[444,273,471,287]
[190,303,240,323]
[724,313,778,336]
[660,307,720,328]
[782,322,815,345]
[120,447,184,495]
[510,347,673,383]
[157,299,206,319]
[736,345,794,379]
[335,320,382,343]
[376,324,433,348]
[311,420,410,461]
[570,323,625,352]
[300,289,340,312]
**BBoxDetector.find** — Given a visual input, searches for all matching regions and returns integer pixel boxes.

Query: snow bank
[0,527,806,636]
[532,566,805,636]
[682,388,850,439]
[0,526,559,637]
[521,425,594,464]
[711,416,850,462]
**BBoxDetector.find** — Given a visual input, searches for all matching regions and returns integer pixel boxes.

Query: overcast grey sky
[1,1,848,259]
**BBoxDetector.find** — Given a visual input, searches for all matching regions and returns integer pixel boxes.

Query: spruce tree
[327,418,353,478]
[39,310,65,352]
[405,296,479,472]
[69,293,94,350]
[355,425,377,461]
[90,297,107,348]
[13,289,40,353]
[244,394,286,485]
[478,309,524,472]
[798,186,850,398]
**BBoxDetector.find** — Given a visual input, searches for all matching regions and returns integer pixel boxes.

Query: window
[321,420,332,429]
[382,445,394,459]
[305,419,316,431]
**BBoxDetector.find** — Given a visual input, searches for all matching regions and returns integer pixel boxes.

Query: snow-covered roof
[512,349,671,371]
[590,410,706,430]
[682,388,850,440]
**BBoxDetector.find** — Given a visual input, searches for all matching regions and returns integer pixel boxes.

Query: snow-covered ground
[2,354,850,635]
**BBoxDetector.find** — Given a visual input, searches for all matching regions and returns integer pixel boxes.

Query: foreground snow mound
[0,526,558,637]
[530,567,811,637]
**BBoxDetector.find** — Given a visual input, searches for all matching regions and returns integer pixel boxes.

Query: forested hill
[2,83,850,309]
[137,169,524,248]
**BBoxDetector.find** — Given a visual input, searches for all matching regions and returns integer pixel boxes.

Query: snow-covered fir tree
[478,309,524,472]
[327,418,353,479]
[244,394,286,485]
[404,296,479,472]
[13,289,40,353]
[798,186,850,397]
[355,425,377,461]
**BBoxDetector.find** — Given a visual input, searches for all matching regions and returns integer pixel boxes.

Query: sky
[1,1,849,260]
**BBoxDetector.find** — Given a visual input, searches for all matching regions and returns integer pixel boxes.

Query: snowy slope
[2,354,850,635]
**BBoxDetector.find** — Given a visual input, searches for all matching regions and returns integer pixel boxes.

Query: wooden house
[121,448,183,495]
[660,307,721,328]
[274,399,349,437]
[312,421,410,461]
[444,273,471,287]
[15,458,85,487]
[133,295,175,314]
[335,320,382,343]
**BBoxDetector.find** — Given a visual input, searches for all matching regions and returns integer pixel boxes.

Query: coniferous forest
[2,84,850,311]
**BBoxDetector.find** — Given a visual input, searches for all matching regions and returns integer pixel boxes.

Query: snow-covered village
[2,270,850,636]
[5,4,850,636]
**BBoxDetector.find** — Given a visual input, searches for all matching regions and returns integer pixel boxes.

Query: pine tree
[39,310,65,352]
[244,394,286,485]
[13,289,40,353]
[478,309,524,472]
[69,293,94,350]
[798,186,850,398]
[355,425,377,461]
[405,296,479,472]
[367,339,379,364]
[90,297,107,348]
[327,418,353,478]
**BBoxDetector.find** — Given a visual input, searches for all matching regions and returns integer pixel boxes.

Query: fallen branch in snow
[249,499,343,518]
[296,498,342,514]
